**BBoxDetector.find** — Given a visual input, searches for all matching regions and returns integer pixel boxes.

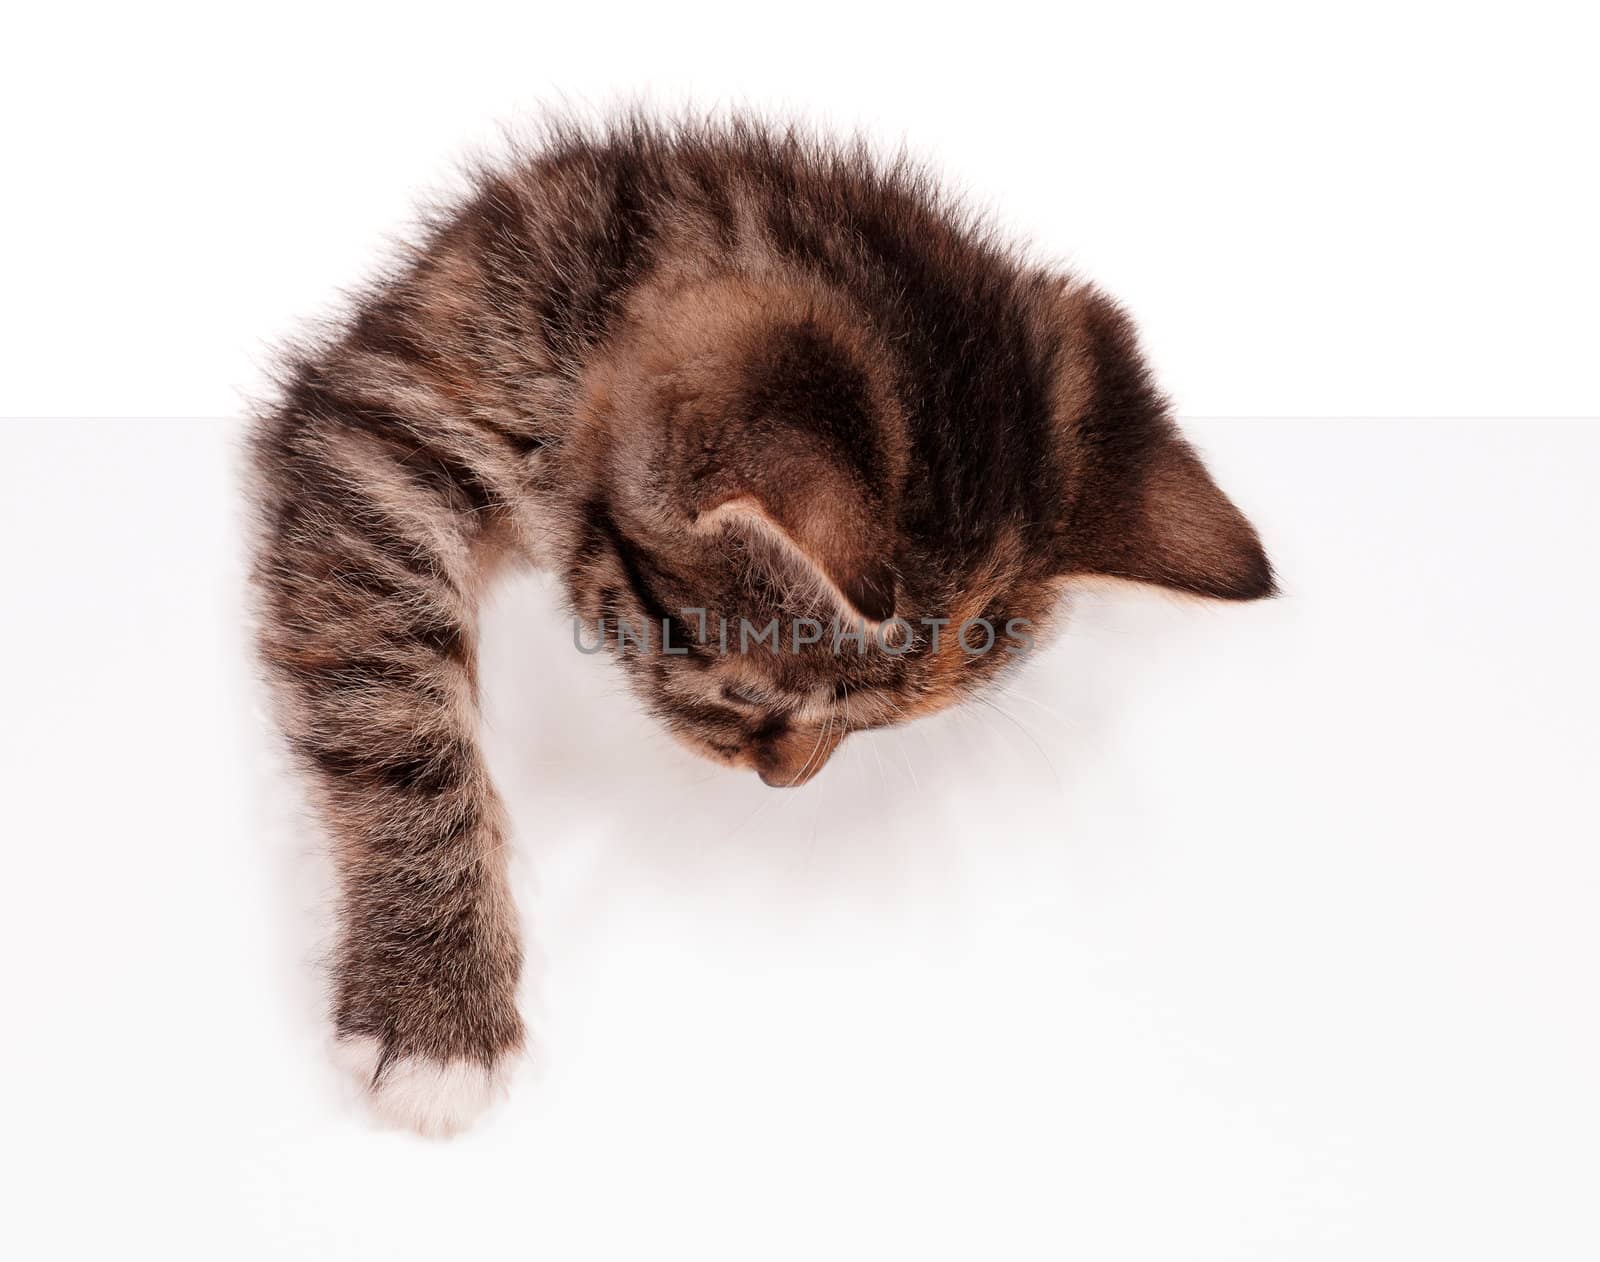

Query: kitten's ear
[1063,432,1276,599]
[1055,288,1275,600]
[689,452,899,623]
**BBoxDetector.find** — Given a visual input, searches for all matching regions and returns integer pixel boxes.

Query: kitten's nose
[758,762,822,788]
[754,725,844,788]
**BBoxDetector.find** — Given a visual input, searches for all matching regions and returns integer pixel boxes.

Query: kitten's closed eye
[721,683,766,707]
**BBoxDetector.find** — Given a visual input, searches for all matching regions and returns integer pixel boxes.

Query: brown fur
[246,115,1273,1120]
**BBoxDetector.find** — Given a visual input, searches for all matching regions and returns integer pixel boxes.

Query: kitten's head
[565,273,1273,786]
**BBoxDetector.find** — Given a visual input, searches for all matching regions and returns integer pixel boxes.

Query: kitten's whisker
[994,683,1072,728]
[859,721,895,803]
[721,786,781,846]
[976,695,1062,790]
[866,694,924,791]
[868,737,890,798]
[895,734,921,793]
[787,708,834,788]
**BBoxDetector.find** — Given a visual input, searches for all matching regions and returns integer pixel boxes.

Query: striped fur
[247,116,1273,1133]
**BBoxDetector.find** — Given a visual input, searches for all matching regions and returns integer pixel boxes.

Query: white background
[4,3,1598,1259]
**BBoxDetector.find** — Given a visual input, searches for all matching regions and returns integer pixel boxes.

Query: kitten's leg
[252,400,527,1136]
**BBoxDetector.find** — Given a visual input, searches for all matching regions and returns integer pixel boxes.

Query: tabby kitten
[248,117,1273,1136]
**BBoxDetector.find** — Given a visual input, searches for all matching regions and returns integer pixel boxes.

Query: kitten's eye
[721,683,764,707]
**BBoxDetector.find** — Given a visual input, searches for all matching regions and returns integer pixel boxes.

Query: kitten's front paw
[333,1035,513,1138]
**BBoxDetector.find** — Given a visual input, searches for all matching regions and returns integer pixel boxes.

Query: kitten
[248,117,1273,1137]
